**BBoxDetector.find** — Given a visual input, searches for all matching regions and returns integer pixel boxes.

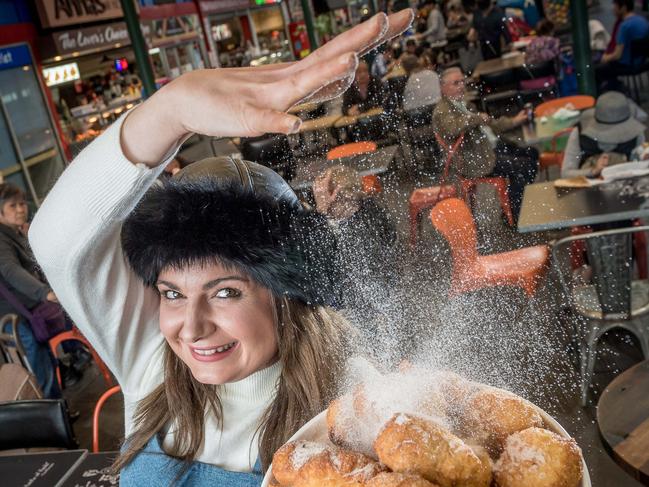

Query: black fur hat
[121,157,340,306]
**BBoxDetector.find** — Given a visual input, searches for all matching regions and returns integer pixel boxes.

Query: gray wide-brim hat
[581,91,646,145]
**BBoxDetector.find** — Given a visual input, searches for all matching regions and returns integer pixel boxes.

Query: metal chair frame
[552,226,649,406]
[0,314,32,373]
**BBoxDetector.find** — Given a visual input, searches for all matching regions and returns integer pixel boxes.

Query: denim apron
[120,433,263,486]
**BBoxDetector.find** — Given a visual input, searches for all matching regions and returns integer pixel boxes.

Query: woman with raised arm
[28,11,412,487]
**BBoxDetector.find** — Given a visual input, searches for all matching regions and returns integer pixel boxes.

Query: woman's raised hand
[121,10,413,166]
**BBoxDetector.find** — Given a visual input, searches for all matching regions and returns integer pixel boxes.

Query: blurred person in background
[433,67,538,220]
[596,0,649,93]
[342,60,386,115]
[525,19,560,65]
[371,45,397,78]
[0,184,85,398]
[402,54,442,110]
[467,0,512,60]
[313,165,398,314]
[420,0,447,43]
[561,91,647,179]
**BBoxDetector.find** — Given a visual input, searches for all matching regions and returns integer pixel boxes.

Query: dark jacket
[342,77,385,115]
[432,97,516,178]
[0,223,51,317]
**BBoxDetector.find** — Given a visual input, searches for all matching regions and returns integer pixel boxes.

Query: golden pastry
[494,427,583,487]
[364,472,440,487]
[374,413,492,487]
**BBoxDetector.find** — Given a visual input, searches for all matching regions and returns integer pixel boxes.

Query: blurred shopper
[0,184,62,398]
[561,92,647,178]
[371,45,397,78]
[525,19,561,65]
[596,0,649,93]
[421,0,447,43]
[433,67,538,220]
[467,0,512,60]
[402,54,442,110]
[342,60,385,116]
[313,165,398,313]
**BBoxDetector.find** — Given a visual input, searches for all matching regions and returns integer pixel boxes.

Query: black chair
[403,104,442,173]
[515,60,558,106]
[0,399,78,450]
[479,70,522,117]
[239,135,296,181]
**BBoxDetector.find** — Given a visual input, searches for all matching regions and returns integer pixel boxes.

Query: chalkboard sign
[0,450,85,487]
[59,452,119,487]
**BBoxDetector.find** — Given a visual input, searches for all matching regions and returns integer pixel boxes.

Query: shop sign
[43,62,80,86]
[51,21,153,56]
[0,45,33,72]
[199,0,249,14]
[36,0,124,28]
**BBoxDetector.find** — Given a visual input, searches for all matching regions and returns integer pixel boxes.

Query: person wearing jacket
[0,183,61,398]
[432,67,538,220]
[28,11,412,486]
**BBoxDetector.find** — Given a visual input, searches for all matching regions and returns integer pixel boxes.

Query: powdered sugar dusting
[290,441,327,470]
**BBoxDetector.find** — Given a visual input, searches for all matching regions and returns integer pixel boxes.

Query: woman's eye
[215,288,241,299]
[162,290,182,300]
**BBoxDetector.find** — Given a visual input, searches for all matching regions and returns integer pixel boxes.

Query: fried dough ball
[273,440,328,485]
[494,427,583,487]
[365,472,440,487]
[374,413,492,487]
[293,445,387,487]
[273,440,386,487]
[461,388,544,454]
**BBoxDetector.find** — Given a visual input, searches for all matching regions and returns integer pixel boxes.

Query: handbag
[0,282,66,343]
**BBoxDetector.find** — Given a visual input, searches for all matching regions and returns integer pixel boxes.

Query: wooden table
[291,145,399,191]
[288,102,320,114]
[334,108,384,129]
[597,359,649,485]
[471,52,526,79]
[298,114,341,133]
[518,176,649,233]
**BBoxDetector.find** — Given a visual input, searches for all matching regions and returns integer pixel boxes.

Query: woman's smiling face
[156,261,278,384]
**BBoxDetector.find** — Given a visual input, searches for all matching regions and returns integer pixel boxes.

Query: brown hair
[535,19,555,37]
[114,295,349,473]
[0,184,25,210]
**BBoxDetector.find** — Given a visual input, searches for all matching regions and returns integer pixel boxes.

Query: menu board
[59,452,119,487]
[0,450,85,487]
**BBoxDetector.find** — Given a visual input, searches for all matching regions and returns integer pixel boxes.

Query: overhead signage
[43,62,80,86]
[51,21,153,57]
[0,44,32,72]
[36,0,123,28]
[199,0,249,14]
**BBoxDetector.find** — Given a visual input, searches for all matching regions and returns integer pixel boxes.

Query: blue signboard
[0,44,33,72]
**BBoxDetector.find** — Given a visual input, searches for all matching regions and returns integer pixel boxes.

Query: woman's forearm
[121,82,189,167]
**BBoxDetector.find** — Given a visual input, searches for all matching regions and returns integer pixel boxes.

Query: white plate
[261,402,591,487]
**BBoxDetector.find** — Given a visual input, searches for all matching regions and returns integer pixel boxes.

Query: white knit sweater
[29,113,281,472]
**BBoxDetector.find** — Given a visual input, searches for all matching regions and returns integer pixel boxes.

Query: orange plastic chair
[92,385,122,452]
[326,141,377,160]
[538,127,575,180]
[49,327,113,388]
[430,198,549,297]
[361,174,382,195]
[434,132,514,226]
[408,186,457,246]
[534,95,595,118]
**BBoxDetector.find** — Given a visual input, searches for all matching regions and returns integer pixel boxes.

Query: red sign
[289,21,310,59]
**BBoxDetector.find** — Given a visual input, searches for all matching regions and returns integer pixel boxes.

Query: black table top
[0,449,86,487]
[59,452,119,487]
[291,145,399,191]
[518,176,649,233]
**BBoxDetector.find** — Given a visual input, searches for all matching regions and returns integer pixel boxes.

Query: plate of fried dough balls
[263,365,590,487]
